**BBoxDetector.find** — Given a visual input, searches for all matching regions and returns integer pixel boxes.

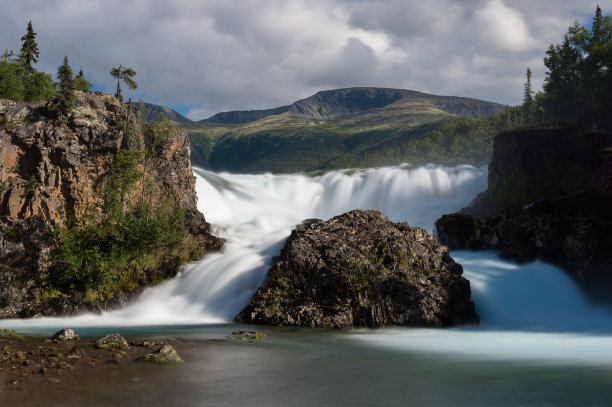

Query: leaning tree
[110,64,137,102]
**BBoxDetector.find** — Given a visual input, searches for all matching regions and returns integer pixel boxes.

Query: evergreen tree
[522,68,535,122]
[540,6,612,129]
[53,55,75,116]
[19,21,39,75]
[110,65,137,102]
[74,68,93,91]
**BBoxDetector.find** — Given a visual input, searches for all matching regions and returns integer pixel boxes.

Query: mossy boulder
[237,210,479,328]
[139,344,183,364]
[95,333,128,350]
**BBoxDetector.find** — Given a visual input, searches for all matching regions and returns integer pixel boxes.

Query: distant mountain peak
[200,87,505,125]
[134,102,193,123]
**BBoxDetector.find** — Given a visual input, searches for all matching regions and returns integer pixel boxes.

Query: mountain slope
[188,87,506,173]
[139,102,193,123]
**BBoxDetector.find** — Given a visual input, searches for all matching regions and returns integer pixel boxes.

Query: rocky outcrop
[237,210,478,328]
[0,92,221,318]
[435,126,612,294]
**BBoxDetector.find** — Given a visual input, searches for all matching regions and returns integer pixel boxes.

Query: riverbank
[0,329,185,389]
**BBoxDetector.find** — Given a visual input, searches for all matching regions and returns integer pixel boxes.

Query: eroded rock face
[0,92,221,318]
[237,210,479,328]
[435,126,612,295]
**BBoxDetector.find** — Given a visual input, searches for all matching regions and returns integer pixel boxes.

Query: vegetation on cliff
[0,93,220,318]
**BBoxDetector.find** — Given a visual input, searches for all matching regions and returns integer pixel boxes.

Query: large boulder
[237,210,479,328]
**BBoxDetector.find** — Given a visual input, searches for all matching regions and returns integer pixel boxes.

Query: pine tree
[19,21,39,75]
[53,55,75,116]
[110,65,137,102]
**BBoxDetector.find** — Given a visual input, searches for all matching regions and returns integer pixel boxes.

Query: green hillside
[185,87,506,173]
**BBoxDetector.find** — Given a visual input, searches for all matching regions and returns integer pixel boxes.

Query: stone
[231,331,266,339]
[139,344,183,364]
[237,209,479,328]
[95,334,128,350]
[51,328,79,341]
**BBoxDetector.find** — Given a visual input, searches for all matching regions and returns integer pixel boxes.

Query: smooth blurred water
[4,164,612,406]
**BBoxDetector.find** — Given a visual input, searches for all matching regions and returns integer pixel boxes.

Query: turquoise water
[3,165,612,405]
[5,324,612,406]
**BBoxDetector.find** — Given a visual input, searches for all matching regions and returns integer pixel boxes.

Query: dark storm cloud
[1,0,610,119]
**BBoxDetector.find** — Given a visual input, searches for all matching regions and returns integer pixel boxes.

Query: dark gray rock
[51,328,79,341]
[237,210,479,328]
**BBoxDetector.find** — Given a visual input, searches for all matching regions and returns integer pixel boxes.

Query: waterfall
[3,163,611,337]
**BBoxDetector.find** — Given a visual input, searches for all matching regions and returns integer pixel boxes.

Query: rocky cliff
[0,92,221,318]
[435,126,612,295]
[237,210,479,328]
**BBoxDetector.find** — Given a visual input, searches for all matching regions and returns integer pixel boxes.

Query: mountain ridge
[200,87,505,125]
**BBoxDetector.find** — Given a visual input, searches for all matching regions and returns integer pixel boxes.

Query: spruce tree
[53,55,75,116]
[19,21,39,75]
[522,68,534,123]
[110,65,137,102]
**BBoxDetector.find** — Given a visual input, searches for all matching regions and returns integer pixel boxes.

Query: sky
[1,0,610,120]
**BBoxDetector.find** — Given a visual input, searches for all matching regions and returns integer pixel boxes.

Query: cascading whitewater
[3,163,611,338]
[116,164,489,325]
[0,164,486,327]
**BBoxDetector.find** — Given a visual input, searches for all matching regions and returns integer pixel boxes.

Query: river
[3,164,612,406]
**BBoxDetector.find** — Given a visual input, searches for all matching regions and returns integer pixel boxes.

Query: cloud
[1,0,611,119]
[473,0,536,52]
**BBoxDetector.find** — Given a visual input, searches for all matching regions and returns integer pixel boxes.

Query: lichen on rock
[237,209,479,328]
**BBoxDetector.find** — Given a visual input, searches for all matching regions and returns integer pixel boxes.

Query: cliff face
[466,126,612,218]
[0,92,221,318]
[435,126,612,296]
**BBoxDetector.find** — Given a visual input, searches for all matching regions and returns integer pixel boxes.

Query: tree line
[523,5,611,130]
[1,21,137,114]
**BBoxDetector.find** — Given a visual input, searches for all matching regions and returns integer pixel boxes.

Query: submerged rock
[95,334,128,350]
[237,210,479,328]
[51,328,79,341]
[231,331,266,340]
[139,344,183,364]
